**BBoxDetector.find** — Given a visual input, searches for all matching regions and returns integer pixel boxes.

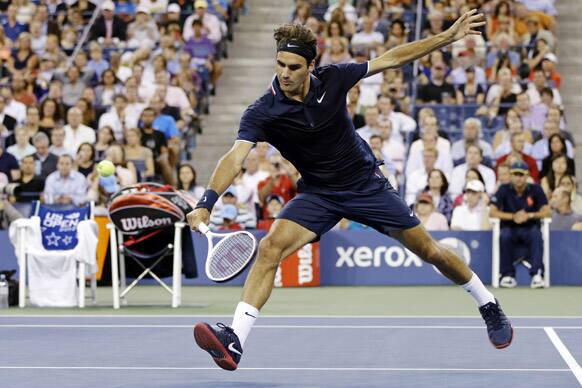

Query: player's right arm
[186,140,254,230]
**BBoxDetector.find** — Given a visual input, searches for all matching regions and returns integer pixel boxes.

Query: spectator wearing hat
[127,5,160,49]
[258,194,284,231]
[540,53,561,89]
[217,204,242,231]
[160,3,183,37]
[451,180,491,231]
[210,186,254,229]
[183,0,222,44]
[89,0,128,46]
[490,161,550,288]
[549,187,582,230]
[414,192,449,231]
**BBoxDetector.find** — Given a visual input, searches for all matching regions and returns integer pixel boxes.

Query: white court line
[1,324,582,329]
[1,314,582,319]
[545,327,582,386]
[0,366,571,372]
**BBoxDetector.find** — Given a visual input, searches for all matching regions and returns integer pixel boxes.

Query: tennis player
[187,10,513,371]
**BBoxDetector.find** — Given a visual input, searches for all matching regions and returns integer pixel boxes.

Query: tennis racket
[198,222,257,282]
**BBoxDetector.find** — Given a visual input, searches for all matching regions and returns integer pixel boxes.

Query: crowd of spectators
[0,0,245,222]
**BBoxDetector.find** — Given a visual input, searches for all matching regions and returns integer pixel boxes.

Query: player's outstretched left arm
[367,9,485,76]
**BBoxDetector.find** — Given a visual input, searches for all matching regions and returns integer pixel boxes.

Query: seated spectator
[496,132,539,182]
[558,175,582,215]
[532,121,574,170]
[486,68,519,119]
[258,154,296,211]
[94,126,115,161]
[493,114,534,159]
[540,134,575,179]
[377,120,405,177]
[0,142,19,181]
[350,15,384,54]
[149,94,181,169]
[356,106,381,143]
[75,142,95,177]
[490,161,550,288]
[15,107,42,151]
[451,50,487,90]
[347,86,365,129]
[2,4,27,43]
[540,54,561,90]
[452,167,490,207]
[527,69,562,108]
[56,65,92,109]
[183,1,223,45]
[456,66,485,105]
[210,186,255,230]
[422,10,445,39]
[49,127,71,157]
[9,154,44,207]
[451,118,494,166]
[89,1,128,47]
[385,19,408,49]
[496,162,512,191]
[323,0,357,24]
[38,97,64,132]
[86,42,109,82]
[139,107,173,184]
[319,37,352,66]
[405,146,438,205]
[63,107,96,156]
[95,70,124,109]
[216,204,242,231]
[414,192,449,231]
[32,132,58,179]
[0,95,17,142]
[6,127,35,162]
[127,6,160,49]
[99,94,128,142]
[11,74,37,107]
[417,62,456,105]
[377,96,416,142]
[124,127,155,181]
[486,33,520,81]
[104,143,137,187]
[422,168,454,223]
[451,180,490,231]
[43,154,88,206]
[450,144,496,198]
[406,131,453,181]
[549,187,582,230]
[258,194,284,231]
[522,15,554,59]
[176,163,205,201]
[7,33,38,78]
[514,91,548,134]
[238,149,268,222]
[541,154,569,199]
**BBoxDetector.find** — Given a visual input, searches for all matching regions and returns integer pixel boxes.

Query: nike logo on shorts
[228,342,242,356]
[317,91,326,104]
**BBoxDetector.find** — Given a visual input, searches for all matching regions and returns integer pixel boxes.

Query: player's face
[276,51,313,97]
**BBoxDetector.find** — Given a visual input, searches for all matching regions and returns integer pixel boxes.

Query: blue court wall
[1,230,581,286]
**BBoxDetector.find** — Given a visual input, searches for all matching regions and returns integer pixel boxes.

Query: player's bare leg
[390,224,513,349]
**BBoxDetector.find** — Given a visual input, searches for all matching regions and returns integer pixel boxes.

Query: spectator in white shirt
[377,95,416,143]
[182,0,222,44]
[450,180,491,231]
[406,146,438,205]
[49,127,72,157]
[124,86,147,130]
[450,143,496,198]
[43,154,88,206]
[356,106,381,143]
[6,127,35,161]
[239,149,269,222]
[451,118,494,166]
[350,16,384,54]
[323,0,357,23]
[406,129,453,180]
[527,68,562,107]
[98,94,128,142]
[377,120,405,176]
[1,87,26,124]
[63,107,96,156]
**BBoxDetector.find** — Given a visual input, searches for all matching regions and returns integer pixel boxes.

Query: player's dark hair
[274,23,317,64]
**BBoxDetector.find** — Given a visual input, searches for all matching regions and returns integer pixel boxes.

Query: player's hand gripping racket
[198,222,257,282]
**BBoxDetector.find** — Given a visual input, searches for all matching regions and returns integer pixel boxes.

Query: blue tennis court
[1,315,581,387]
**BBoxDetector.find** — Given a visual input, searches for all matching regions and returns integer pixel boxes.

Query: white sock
[231,301,259,348]
[461,272,496,307]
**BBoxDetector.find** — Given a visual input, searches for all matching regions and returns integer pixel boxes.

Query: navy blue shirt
[237,62,376,192]
[0,150,18,180]
[491,183,548,228]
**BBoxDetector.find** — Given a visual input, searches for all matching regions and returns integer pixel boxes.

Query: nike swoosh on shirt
[316,91,326,104]
[228,342,242,356]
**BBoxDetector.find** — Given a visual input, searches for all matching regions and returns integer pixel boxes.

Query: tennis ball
[97,160,116,177]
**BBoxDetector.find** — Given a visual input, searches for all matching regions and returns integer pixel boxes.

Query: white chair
[108,222,186,309]
[10,202,98,307]
[490,218,551,288]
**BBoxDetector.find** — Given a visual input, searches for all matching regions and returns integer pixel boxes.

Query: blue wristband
[195,189,219,211]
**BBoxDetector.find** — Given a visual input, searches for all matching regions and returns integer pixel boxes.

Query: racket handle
[198,222,210,234]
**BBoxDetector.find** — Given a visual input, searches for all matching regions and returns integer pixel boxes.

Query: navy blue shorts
[278,169,420,239]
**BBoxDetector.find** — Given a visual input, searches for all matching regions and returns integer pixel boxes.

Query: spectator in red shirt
[257,194,285,231]
[258,154,296,213]
[496,132,539,182]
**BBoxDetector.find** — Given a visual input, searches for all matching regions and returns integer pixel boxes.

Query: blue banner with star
[37,205,91,251]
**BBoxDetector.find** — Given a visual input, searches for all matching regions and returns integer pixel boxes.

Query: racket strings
[208,233,255,278]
